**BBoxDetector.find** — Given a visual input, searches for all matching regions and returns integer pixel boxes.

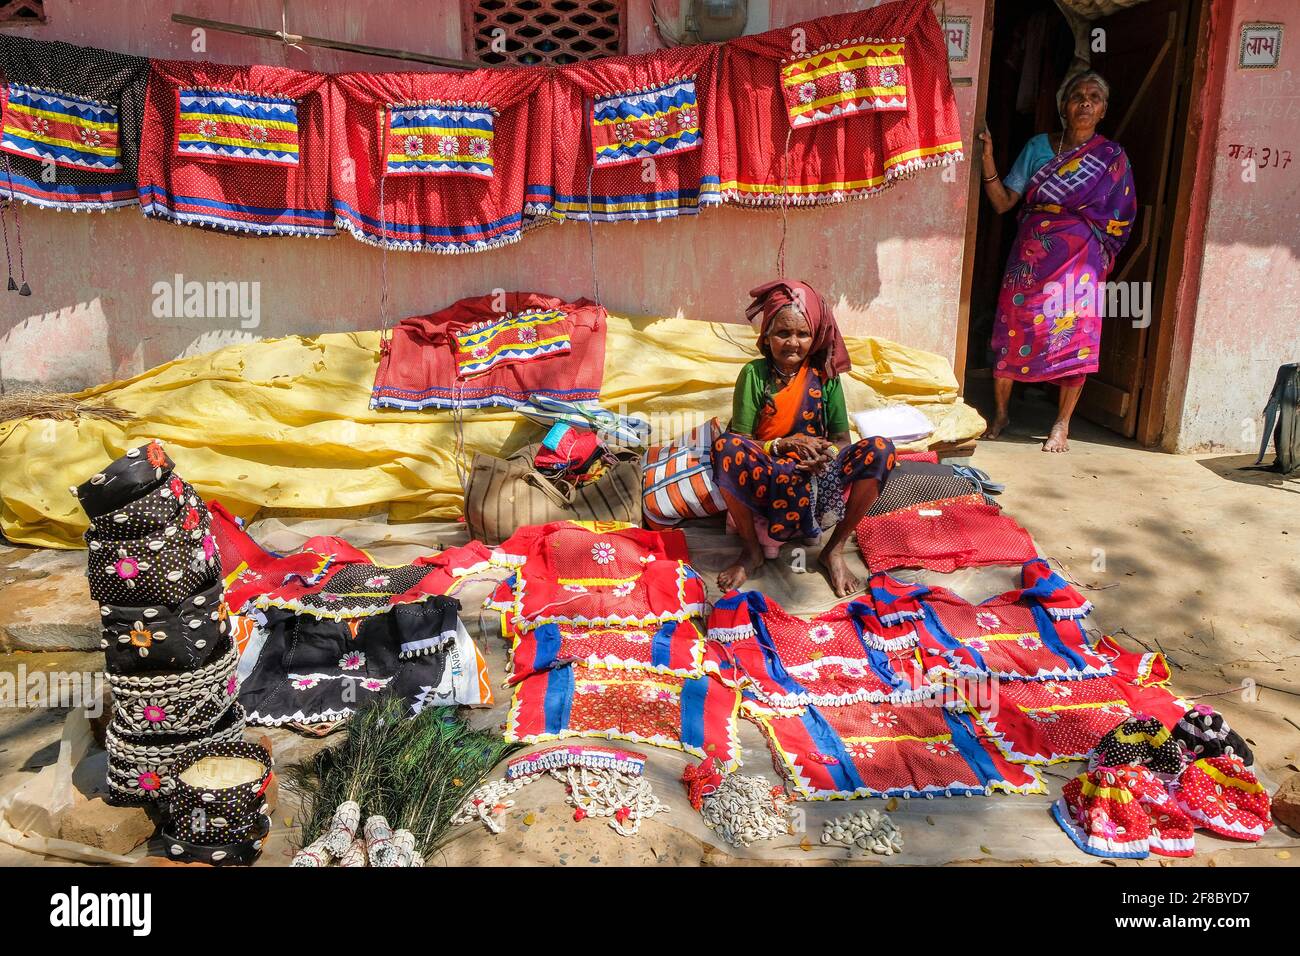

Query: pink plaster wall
[0,0,982,391]
[1169,0,1300,454]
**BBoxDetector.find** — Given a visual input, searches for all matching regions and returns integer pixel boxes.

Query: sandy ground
[0,386,1297,867]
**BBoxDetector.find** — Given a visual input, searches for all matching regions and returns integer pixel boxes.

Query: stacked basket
[74,441,245,806]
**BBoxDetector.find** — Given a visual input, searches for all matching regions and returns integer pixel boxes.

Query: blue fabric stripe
[679,674,708,750]
[593,85,697,121]
[178,141,298,161]
[531,623,561,673]
[542,665,574,735]
[801,706,865,793]
[943,709,1000,788]
[390,108,493,131]
[1,132,120,168]
[0,167,133,197]
[1031,604,1088,671]
[138,185,332,221]
[179,93,297,123]
[8,85,116,123]
[387,159,493,174]
[332,199,522,239]
[921,602,979,669]
[551,177,722,205]
[595,129,701,160]
[748,596,807,699]
[650,621,676,668]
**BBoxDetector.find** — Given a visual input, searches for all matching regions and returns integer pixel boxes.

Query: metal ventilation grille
[463,0,625,66]
[0,1,45,23]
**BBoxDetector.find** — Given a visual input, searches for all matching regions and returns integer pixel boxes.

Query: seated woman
[713,280,896,598]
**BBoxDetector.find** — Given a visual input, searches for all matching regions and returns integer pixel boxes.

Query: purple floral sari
[991,134,1137,383]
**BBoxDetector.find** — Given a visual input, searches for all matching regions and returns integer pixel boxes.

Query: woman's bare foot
[819,548,863,598]
[984,413,1011,439]
[1042,420,1070,453]
[718,545,765,592]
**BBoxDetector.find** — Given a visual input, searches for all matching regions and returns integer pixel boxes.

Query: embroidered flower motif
[320,593,342,603]
[364,575,390,589]
[925,740,958,758]
[437,135,459,158]
[808,624,836,644]
[248,124,269,145]
[615,121,635,143]
[847,742,876,759]
[1016,634,1043,651]
[78,126,102,148]
[468,137,491,159]
[798,81,817,104]
[975,611,1001,630]
[32,116,51,136]
[868,711,900,729]
[1026,710,1060,723]
[623,629,652,644]
[515,324,538,344]
[143,704,168,724]
[1041,683,1071,699]
[879,66,900,88]
[359,678,387,692]
[126,621,165,656]
[842,663,868,678]
[202,534,217,562]
[965,638,990,653]
[576,682,606,695]
[339,651,366,671]
[182,507,201,531]
[137,771,162,792]
[563,584,588,594]
[647,116,669,138]
[838,71,857,93]
[226,675,238,697]
[166,476,185,499]
[290,676,319,691]
[198,118,219,139]
[146,440,168,477]
[404,134,424,157]
[676,107,697,130]
[591,541,617,565]
[612,581,636,598]
[110,549,149,584]
[472,345,490,360]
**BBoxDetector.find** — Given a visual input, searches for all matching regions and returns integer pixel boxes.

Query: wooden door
[1077,0,1193,436]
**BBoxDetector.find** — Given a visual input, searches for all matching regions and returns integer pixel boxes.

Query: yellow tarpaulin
[0,314,983,549]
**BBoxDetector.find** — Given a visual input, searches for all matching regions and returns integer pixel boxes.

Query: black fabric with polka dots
[100,581,229,674]
[1173,707,1254,765]
[74,442,175,519]
[165,739,273,844]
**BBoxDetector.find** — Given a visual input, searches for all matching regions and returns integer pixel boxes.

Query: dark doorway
[964,0,1204,444]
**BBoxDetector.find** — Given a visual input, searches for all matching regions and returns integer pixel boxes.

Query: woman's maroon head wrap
[745,279,852,381]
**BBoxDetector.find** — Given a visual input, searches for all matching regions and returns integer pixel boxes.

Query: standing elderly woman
[977,71,1137,452]
[713,280,895,598]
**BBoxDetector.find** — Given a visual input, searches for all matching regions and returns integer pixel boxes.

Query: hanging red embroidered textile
[748,698,1043,800]
[856,494,1038,573]
[717,0,962,206]
[208,501,495,619]
[370,291,607,410]
[328,66,547,252]
[488,520,704,628]
[535,44,722,222]
[137,60,334,236]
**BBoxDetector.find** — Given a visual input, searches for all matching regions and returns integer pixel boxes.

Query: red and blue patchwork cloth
[507,663,741,770]
[706,590,932,711]
[1053,765,1196,859]
[907,559,1112,681]
[0,34,147,209]
[503,615,707,684]
[383,101,494,178]
[454,308,571,379]
[748,697,1043,800]
[138,61,333,236]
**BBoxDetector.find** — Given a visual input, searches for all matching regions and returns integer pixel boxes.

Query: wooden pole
[170,13,479,70]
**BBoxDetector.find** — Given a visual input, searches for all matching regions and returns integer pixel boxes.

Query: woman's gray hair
[1059,70,1110,119]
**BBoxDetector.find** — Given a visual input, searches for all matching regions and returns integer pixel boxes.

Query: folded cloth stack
[75,441,245,805]
[1053,708,1273,860]
[161,739,274,866]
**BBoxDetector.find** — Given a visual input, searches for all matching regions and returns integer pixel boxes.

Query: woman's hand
[978,127,995,171]
[783,434,836,473]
